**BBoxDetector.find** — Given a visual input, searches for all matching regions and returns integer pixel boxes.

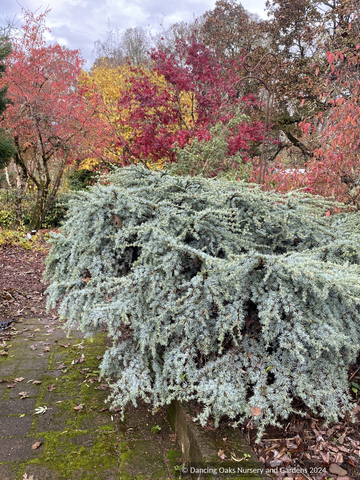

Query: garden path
[0,244,181,480]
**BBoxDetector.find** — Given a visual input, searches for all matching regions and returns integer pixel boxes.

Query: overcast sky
[0,0,267,67]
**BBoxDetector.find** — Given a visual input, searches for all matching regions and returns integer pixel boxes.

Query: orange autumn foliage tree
[0,8,105,228]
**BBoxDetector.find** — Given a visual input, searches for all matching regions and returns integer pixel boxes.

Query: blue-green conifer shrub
[45,167,360,439]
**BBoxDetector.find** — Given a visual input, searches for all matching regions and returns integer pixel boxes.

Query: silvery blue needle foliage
[45,166,360,439]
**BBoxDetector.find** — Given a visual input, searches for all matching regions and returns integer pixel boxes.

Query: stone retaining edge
[167,401,271,480]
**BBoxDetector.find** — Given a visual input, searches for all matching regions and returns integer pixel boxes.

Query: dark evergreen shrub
[42,195,70,229]
[67,168,99,191]
[45,167,360,438]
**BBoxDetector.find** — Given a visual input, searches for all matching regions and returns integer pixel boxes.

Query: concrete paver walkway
[0,317,181,480]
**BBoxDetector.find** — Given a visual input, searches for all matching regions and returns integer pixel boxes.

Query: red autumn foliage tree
[107,38,264,173]
[263,1,360,206]
[113,65,188,167]
[0,8,104,228]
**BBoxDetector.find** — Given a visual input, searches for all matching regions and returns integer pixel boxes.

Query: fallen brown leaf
[56,363,66,370]
[218,449,227,460]
[334,452,344,464]
[19,391,29,399]
[347,456,357,467]
[94,384,109,390]
[47,384,56,392]
[329,464,347,476]
[7,383,17,388]
[23,474,34,480]
[352,405,360,417]
[112,213,122,227]
[320,451,330,464]
[73,404,84,411]
[15,377,25,382]
[32,380,42,385]
[44,346,50,352]
[251,406,262,417]
[31,441,42,450]
[30,345,37,351]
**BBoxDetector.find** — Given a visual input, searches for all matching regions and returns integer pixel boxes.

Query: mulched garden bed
[243,401,360,480]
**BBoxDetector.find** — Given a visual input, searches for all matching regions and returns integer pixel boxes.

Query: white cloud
[0,0,267,65]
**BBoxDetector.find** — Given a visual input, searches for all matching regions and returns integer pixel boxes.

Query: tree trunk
[28,153,68,230]
[12,159,29,228]
[29,183,48,231]
[283,130,314,159]
[4,167,11,188]
[13,194,23,227]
